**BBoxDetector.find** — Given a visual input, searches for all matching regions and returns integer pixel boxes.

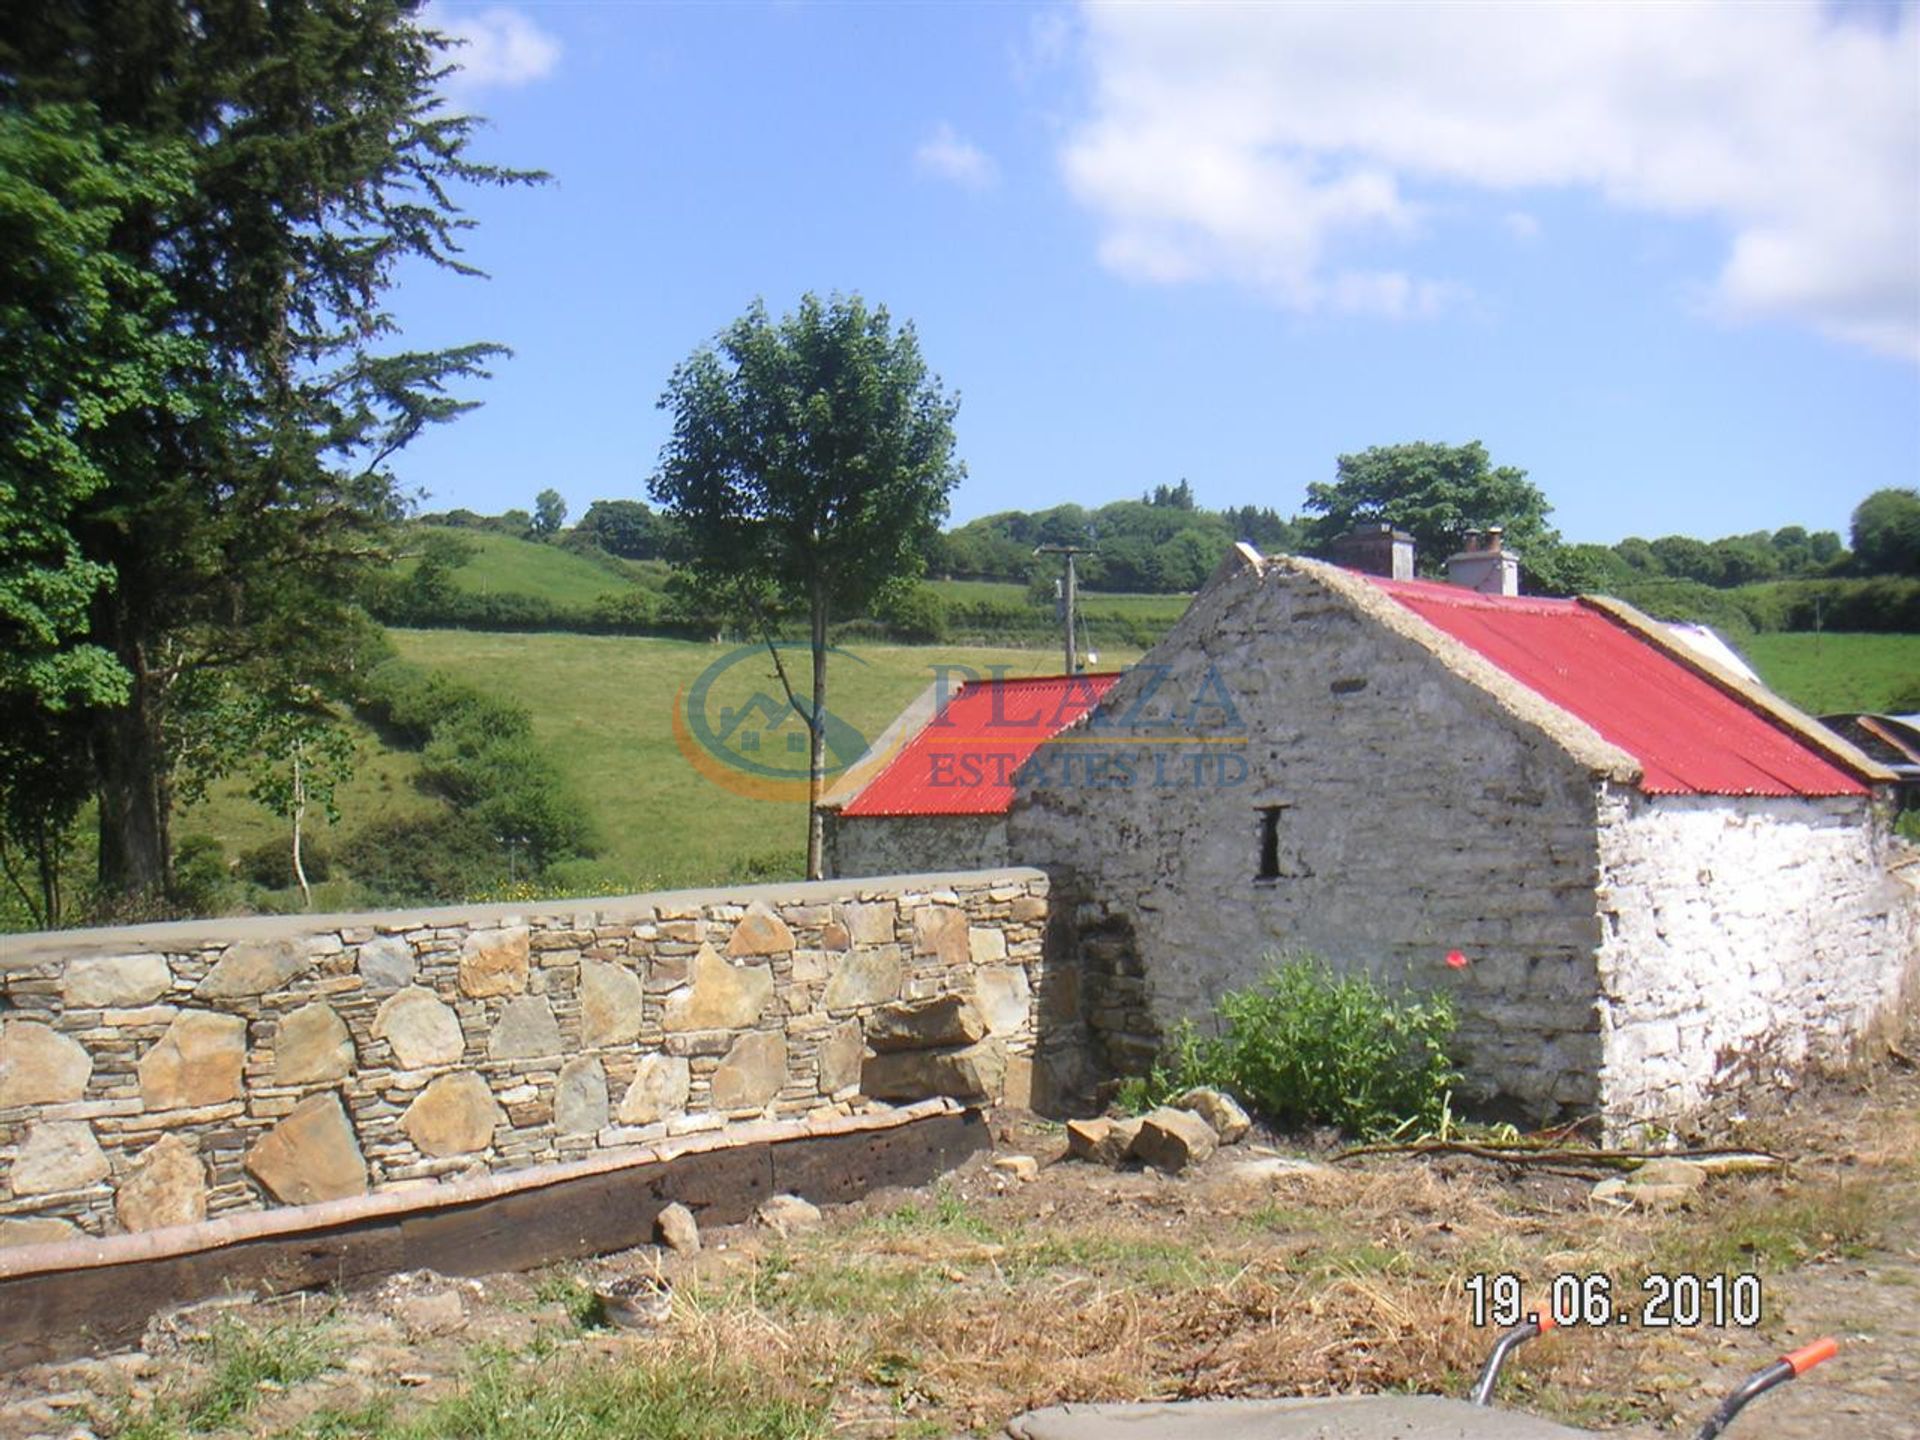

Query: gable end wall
[1008,560,1611,1117]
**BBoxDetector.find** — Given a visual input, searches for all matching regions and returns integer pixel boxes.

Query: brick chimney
[1329,523,1415,580]
[1446,526,1520,596]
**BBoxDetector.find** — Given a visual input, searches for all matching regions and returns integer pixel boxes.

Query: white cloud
[1502,211,1542,244]
[1061,2,1920,356]
[426,4,561,92]
[916,123,1000,191]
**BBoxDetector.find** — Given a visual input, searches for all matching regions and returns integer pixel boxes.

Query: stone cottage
[831,544,1918,1128]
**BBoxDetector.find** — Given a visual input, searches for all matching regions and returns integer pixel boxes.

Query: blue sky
[392,1,1920,548]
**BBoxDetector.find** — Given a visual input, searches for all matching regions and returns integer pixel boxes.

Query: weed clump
[1118,955,1460,1139]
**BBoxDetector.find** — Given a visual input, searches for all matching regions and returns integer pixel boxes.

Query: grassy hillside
[1741,632,1920,715]
[407,526,649,604]
[382,631,1140,890]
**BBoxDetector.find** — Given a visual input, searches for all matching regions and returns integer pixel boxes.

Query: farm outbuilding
[830,544,1919,1130]
[821,671,1118,878]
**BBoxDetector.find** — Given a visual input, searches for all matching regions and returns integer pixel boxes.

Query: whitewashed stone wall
[825,814,1008,881]
[0,870,1052,1246]
[1007,559,1613,1117]
[1594,789,1919,1125]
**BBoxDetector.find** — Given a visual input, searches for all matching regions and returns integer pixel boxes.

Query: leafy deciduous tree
[532,487,567,538]
[1301,441,1560,576]
[651,292,963,878]
[575,498,668,559]
[242,688,356,910]
[1851,488,1920,576]
[0,104,207,922]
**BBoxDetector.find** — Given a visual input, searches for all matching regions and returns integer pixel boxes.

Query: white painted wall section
[1594,788,1918,1125]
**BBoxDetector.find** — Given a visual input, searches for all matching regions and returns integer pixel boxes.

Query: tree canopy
[573,499,670,559]
[533,488,567,538]
[1851,489,1920,576]
[1301,441,1559,574]
[650,292,963,877]
[2,0,535,901]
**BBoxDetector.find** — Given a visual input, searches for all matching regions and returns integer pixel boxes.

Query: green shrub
[237,833,332,888]
[875,583,950,642]
[352,660,598,874]
[336,811,502,905]
[170,833,234,915]
[1124,956,1461,1138]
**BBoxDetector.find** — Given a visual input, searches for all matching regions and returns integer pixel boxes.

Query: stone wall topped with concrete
[0,869,1054,1246]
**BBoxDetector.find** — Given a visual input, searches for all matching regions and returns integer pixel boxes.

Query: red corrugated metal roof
[841,673,1122,816]
[1372,577,1866,797]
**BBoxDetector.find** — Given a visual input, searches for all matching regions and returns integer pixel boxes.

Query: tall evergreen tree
[2,1,537,897]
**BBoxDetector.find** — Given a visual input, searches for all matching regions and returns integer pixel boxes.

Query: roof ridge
[1291,558,1643,784]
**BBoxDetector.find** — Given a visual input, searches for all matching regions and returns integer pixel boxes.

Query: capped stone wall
[0,869,1054,1247]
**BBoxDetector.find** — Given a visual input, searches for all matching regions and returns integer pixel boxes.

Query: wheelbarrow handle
[1694,1337,1838,1439]
[1468,1312,1557,1406]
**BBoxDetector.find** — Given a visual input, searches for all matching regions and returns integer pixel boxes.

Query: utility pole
[1035,543,1090,675]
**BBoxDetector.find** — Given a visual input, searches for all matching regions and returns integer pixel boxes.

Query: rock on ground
[1132,1108,1218,1174]
[656,1202,701,1254]
[1177,1087,1252,1144]
[993,1154,1040,1182]
[1066,1116,1145,1167]
[756,1193,823,1238]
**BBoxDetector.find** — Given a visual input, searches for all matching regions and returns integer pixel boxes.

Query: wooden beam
[0,1107,988,1366]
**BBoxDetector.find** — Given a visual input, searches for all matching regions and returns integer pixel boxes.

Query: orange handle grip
[1784,1338,1838,1375]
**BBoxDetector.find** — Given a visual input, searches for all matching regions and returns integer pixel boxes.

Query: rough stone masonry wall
[824,813,1009,882]
[0,869,1051,1247]
[1595,790,1920,1126]
[1008,558,1614,1119]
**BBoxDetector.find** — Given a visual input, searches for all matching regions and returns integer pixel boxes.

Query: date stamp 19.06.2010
[1467,1271,1764,1329]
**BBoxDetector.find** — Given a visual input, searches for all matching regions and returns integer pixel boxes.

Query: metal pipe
[1468,1314,1555,1406]
[1695,1338,1837,1439]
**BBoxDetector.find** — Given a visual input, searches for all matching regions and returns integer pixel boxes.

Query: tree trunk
[92,659,171,899]
[806,585,829,881]
[291,744,312,910]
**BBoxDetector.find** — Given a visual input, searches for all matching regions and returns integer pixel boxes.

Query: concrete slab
[1003,1395,1596,1440]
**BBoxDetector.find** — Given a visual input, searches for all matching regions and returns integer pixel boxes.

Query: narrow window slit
[1257,805,1283,881]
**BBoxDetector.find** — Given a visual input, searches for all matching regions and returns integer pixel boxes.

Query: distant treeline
[405,483,1920,641]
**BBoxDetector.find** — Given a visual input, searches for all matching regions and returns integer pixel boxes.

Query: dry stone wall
[0,869,1051,1247]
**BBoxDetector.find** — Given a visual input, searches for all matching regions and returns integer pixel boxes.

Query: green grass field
[929,577,1192,624]
[1740,632,1920,715]
[382,631,1140,889]
[195,625,1910,900]
[409,527,647,603]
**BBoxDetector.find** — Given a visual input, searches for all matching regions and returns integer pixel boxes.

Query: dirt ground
[2,1058,1916,1440]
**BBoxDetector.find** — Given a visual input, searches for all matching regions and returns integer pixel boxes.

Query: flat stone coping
[0,867,1048,964]
[0,1098,964,1282]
